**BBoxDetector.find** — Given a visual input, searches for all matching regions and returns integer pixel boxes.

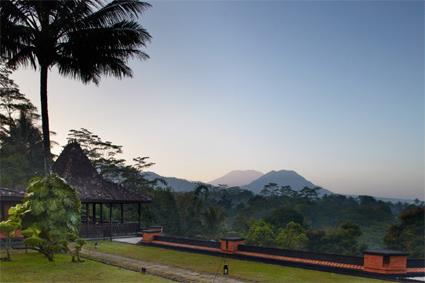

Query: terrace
[82,240,385,283]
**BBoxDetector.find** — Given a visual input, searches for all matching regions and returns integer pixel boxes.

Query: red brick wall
[143,232,160,243]
[363,254,407,274]
[389,256,407,271]
[220,239,245,254]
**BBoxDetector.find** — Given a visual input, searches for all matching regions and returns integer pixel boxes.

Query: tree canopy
[19,175,82,261]
[0,61,44,188]
[0,0,152,171]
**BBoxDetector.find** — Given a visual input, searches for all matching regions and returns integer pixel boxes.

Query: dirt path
[81,249,250,283]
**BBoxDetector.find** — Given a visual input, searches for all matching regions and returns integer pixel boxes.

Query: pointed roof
[53,142,151,203]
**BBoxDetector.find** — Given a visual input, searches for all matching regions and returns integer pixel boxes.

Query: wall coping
[363,250,408,256]
[220,237,245,241]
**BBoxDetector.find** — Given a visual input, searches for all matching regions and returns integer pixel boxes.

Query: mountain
[242,170,331,195]
[209,170,263,187]
[144,169,331,195]
[144,171,204,192]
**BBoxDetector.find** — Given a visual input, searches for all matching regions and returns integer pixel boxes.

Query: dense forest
[143,185,424,257]
[1,64,424,258]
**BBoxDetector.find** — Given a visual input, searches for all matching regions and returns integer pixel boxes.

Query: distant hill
[242,170,331,195]
[144,171,204,192]
[209,170,263,187]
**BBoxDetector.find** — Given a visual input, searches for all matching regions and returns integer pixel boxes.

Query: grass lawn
[86,241,385,283]
[0,251,172,283]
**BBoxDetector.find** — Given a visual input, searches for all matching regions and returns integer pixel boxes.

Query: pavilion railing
[79,222,140,238]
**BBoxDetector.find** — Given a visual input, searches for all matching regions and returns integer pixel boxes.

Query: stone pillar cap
[142,229,162,233]
[220,236,245,241]
[363,249,408,256]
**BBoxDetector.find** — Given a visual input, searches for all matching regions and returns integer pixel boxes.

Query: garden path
[81,248,250,283]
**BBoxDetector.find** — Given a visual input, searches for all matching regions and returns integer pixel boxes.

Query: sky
[11,0,424,199]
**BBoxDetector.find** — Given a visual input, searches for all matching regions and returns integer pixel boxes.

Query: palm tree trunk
[40,64,51,174]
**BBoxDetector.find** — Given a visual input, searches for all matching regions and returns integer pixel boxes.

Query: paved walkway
[81,248,249,283]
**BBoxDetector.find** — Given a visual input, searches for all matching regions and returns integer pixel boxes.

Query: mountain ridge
[144,171,205,192]
[209,170,263,187]
[242,169,331,195]
[145,169,331,195]
[143,170,417,203]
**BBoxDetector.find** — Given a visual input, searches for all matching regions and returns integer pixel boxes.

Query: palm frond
[82,0,151,27]
[56,19,150,84]
[0,1,38,29]
[1,0,151,84]
[5,46,37,69]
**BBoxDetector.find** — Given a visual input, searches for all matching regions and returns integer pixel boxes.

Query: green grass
[86,241,385,283]
[0,251,172,283]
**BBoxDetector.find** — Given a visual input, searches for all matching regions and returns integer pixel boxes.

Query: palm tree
[0,0,151,173]
[201,206,224,239]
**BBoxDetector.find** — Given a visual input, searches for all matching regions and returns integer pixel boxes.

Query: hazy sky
[11,1,424,199]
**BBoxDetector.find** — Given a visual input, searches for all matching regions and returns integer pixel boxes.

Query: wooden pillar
[85,202,89,238]
[99,203,103,223]
[109,203,113,240]
[92,203,96,223]
[120,203,124,224]
[85,203,89,223]
[0,201,3,221]
[109,204,112,223]
[138,203,141,228]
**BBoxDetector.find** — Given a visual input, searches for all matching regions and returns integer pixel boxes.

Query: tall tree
[0,111,44,187]
[0,60,37,137]
[13,175,82,261]
[67,128,158,193]
[201,206,224,239]
[276,221,308,250]
[266,207,304,228]
[246,220,275,247]
[0,62,44,187]
[384,206,424,257]
[0,0,151,173]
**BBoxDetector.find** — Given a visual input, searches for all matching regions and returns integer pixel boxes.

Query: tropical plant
[66,128,157,191]
[0,221,17,261]
[260,182,280,197]
[201,206,224,239]
[0,111,44,187]
[384,206,424,257]
[266,207,304,228]
[245,220,275,247]
[0,62,44,187]
[147,188,181,235]
[16,174,82,261]
[0,60,37,132]
[0,0,152,172]
[276,221,308,250]
[0,203,28,261]
[314,222,363,255]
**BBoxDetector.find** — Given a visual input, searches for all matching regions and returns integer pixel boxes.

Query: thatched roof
[52,142,151,203]
[0,142,151,204]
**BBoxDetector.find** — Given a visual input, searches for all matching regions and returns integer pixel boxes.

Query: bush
[246,220,275,247]
[16,174,83,261]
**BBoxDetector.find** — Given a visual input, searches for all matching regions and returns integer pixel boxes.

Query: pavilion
[0,142,151,238]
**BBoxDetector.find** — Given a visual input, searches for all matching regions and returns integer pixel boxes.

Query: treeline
[1,64,424,257]
[144,185,424,257]
[0,62,44,188]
